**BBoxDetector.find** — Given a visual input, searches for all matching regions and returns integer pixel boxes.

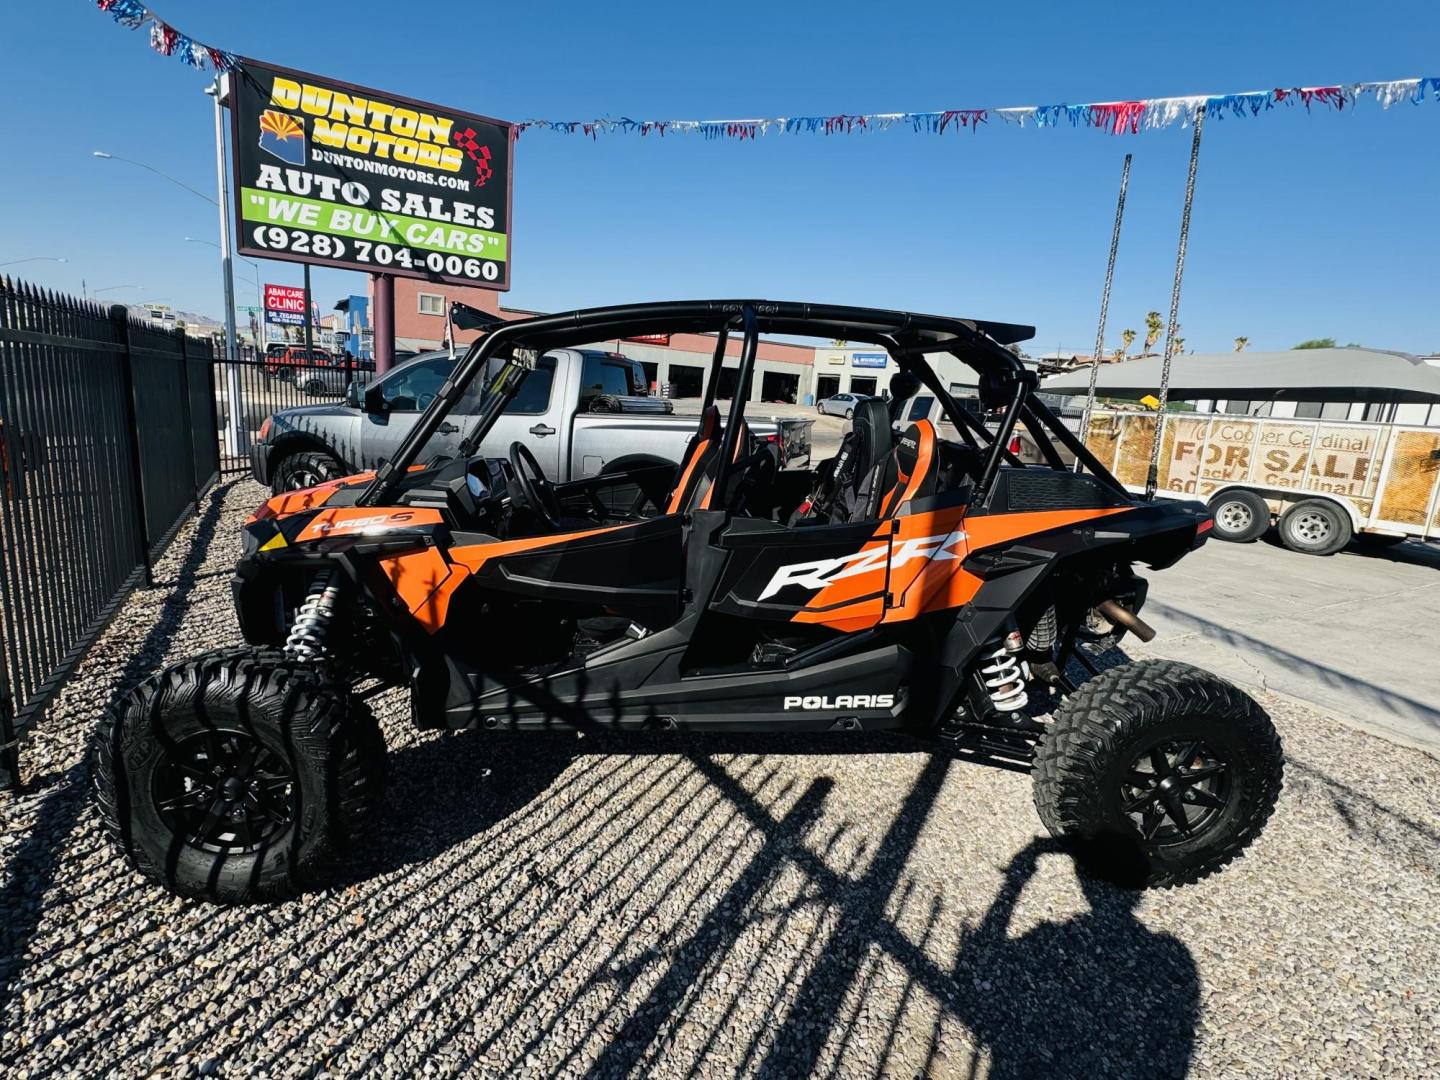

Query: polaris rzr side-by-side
[93,300,1283,903]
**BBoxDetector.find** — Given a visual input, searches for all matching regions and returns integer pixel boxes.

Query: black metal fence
[212,347,373,475]
[0,279,220,788]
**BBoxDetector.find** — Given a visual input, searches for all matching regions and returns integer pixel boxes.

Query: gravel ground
[2,479,1438,1079]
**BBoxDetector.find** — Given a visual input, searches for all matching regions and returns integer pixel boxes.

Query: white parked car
[816,392,877,419]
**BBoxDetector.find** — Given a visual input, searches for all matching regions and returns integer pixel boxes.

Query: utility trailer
[1085,409,1440,554]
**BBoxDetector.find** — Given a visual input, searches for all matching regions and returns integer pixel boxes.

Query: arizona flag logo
[258,110,306,165]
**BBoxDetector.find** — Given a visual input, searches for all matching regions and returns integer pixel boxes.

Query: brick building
[370,277,820,404]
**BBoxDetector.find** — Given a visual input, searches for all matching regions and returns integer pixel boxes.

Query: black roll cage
[359,299,1128,510]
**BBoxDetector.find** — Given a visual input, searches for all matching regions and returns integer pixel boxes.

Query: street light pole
[91,151,217,206]
[0,256,68,268]
[207,76,246,457]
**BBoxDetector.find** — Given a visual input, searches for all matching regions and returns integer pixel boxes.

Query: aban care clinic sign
[230,60,512,289]
[263,283,307,326]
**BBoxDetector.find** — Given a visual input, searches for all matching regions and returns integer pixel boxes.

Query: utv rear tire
[91,648,386,903]
[272,449,344,494]
[1278,499,1351,555]
[1207,489,1270,543]
[1033,659,1282,888]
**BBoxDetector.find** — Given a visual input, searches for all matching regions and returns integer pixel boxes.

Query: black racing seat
[868,420,941,519]
[795,396,893,523]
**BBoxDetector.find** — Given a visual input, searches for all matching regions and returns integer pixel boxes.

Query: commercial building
[370,277,819,404]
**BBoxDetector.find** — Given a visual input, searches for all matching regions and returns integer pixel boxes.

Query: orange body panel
[793,504,1135,631]
[247,472,376,523]
[293,507,444,544]
[377,547,470,633]
[247,464,434,524]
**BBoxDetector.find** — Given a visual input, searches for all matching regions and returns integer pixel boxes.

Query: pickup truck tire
[91,647,387,903]
[1278,498,1351,556]
[1207,489,1270,543]
[272,449,345,494]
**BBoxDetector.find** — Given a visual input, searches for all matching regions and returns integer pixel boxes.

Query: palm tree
[1110,346,1125,363]
[1142,311,1164,355]
[1120,328,1136,358]
[1233,336,1249,352]
[1172,337,1186,355]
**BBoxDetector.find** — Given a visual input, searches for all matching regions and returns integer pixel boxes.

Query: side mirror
[362,384,388,415]
[343,382,360,408]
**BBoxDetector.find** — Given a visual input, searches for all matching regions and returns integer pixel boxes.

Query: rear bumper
[250,442,271,487]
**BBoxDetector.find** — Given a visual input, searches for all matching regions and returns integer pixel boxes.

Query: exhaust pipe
[1096,599,1156,643]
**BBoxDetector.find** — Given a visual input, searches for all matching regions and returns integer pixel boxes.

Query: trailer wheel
[1034,660,1283,888]
[1207,490,1270,543]
[1278,499,1351,556]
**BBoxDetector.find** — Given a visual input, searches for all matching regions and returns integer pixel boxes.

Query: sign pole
[1078,152,1132,468]
[302,262,315,358]
[373,273,395,376]
[208,75,247,457]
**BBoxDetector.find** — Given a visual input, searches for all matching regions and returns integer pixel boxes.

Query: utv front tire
[92,648,386,903]
[271,449,344,494]
[1033,660,1282,888]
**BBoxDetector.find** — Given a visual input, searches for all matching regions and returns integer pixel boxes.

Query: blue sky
[2,1,1438,354]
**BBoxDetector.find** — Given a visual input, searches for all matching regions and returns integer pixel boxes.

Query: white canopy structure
[1040,348,1440,405]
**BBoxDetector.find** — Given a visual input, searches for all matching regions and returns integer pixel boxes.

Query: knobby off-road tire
[92,647,386,904]
[1033,659,1282,888]
[271,449,344,494]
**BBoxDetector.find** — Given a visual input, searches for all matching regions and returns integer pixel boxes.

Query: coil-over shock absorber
[979,631,1030,712]
[284,570,341,662]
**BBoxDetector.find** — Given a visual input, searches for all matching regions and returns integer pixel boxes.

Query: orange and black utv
[93,301,1282,903]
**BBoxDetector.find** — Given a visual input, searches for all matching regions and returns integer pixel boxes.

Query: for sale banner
[230,60,512,289]
[263,283,307,326]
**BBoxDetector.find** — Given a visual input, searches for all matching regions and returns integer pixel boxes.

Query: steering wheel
[508,441,563,530]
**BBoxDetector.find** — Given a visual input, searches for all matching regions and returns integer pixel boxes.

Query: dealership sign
[852,352,888,368]
[230,60,513,290]
[263,283,307,326]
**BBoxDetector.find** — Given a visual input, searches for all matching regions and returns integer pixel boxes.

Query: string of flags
[511,79,1440,140]
[89,1,1437,140]
[93,0,238,73]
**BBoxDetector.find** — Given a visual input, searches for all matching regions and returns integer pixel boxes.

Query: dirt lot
[1,480,1437,1079]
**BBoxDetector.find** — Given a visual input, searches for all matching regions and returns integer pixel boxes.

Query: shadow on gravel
[0,480,233,1017]
[312,665,1198,1078]
[944,839,1198,1079]
[337,731,578,883]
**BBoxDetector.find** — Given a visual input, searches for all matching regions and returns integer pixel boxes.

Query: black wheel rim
[153,729,296,854]
[1119,737,1232,845]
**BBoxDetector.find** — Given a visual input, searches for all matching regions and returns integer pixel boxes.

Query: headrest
[895,420,935,479]
[698,405,720,439]
[852,396,892,456]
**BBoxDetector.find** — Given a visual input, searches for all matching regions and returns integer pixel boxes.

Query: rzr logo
[783,694,895,710]
[759,530,967,600]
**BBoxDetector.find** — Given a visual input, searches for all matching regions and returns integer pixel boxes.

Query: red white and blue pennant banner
[88,3,1436,140]
[94,1,237,73]
[512,80,1440,140]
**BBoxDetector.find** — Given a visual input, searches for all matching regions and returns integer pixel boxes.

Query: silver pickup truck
[251,347,814,493]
